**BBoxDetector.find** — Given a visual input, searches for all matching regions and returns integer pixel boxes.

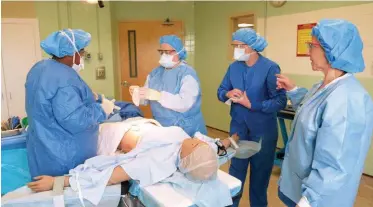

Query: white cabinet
[1,19,41,121]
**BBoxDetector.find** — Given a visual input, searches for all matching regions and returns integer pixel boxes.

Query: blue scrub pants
[229,119,278,207]
[278,188,297,207]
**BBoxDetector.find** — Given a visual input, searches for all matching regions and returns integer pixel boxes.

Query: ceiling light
[238,23,254,28]
[86,0,98,4]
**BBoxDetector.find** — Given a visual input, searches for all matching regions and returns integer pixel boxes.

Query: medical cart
[274,105,296,167]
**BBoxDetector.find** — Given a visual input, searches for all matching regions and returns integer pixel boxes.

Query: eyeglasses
[231,44,247,49]
[307,42,321,50]
[157,49,175,55]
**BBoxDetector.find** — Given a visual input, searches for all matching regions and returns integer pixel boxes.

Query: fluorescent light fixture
[238,23,254,28]
[86,0,98,4]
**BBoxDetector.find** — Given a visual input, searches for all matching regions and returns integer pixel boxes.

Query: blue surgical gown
[147,63,207,136]
[279,74,373,206]
[25,59,106,178]
[217,55,287,206]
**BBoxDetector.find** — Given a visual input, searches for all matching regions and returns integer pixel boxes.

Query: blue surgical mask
[234,48,254,61]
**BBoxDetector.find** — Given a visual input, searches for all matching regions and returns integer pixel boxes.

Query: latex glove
[276,74,296,91]
[129,85,139,96]
[101,95,116,116]
[113,105,120,111]
[297,197,310,207]
[130,86,140,106]
[139,88,161,101]
[233,91,251,108]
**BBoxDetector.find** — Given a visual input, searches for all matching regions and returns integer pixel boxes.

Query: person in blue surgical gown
[276,19,373,207]
[25,29,115,178]
[129,35,206,136]
[217,28,287,207]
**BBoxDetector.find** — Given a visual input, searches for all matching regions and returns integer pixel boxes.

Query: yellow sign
[297,23,316,57]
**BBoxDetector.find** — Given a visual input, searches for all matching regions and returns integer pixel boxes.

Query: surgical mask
[158,48,184,68]
[234,48,254,61]
[159,54,177,68]
[72,54,84,72]
[60,29,85,72]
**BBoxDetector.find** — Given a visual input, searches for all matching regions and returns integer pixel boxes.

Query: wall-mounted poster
[297,23,317,57]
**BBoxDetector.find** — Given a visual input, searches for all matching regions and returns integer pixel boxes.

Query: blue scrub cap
[312,19,365,73]
[41,29,91,58]
[232,28,268,52]
[159,35,187,60]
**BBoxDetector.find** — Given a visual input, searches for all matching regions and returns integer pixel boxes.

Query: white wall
[265,3,373,78]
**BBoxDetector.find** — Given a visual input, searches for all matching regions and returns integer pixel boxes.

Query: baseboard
[206,125,228,134]
[364,173,373,178]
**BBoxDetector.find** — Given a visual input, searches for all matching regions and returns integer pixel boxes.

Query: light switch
[98,53,104,61]
[96,66,106,80]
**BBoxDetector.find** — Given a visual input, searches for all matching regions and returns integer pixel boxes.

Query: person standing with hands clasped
[217,28,287,207]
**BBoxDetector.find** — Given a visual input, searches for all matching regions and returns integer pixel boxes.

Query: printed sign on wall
[297,23,317,57]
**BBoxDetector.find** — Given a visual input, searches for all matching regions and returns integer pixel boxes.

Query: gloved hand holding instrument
[139,87,161,101]
[100,95,120,117]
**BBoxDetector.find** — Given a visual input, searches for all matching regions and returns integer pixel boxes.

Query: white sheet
[1,185,121,207]
[1,170,241,207]
[135,170,241,207]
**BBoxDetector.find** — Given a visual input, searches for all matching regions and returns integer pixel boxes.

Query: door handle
[121,81,129,87]
[9,92,12,100]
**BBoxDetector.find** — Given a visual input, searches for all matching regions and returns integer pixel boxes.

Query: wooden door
[118,21,184,118]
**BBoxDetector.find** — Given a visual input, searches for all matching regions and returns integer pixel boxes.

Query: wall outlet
[96,66,106,80]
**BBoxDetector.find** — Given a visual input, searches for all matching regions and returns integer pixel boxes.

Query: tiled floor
[207,127,373,207]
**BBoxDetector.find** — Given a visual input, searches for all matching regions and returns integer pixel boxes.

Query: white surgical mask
[72,55,84,72]
[73,53,84,72]
[60,29,85,73]
[159,54,177,68]
[234,48,254,61]
[158,48,184,68]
